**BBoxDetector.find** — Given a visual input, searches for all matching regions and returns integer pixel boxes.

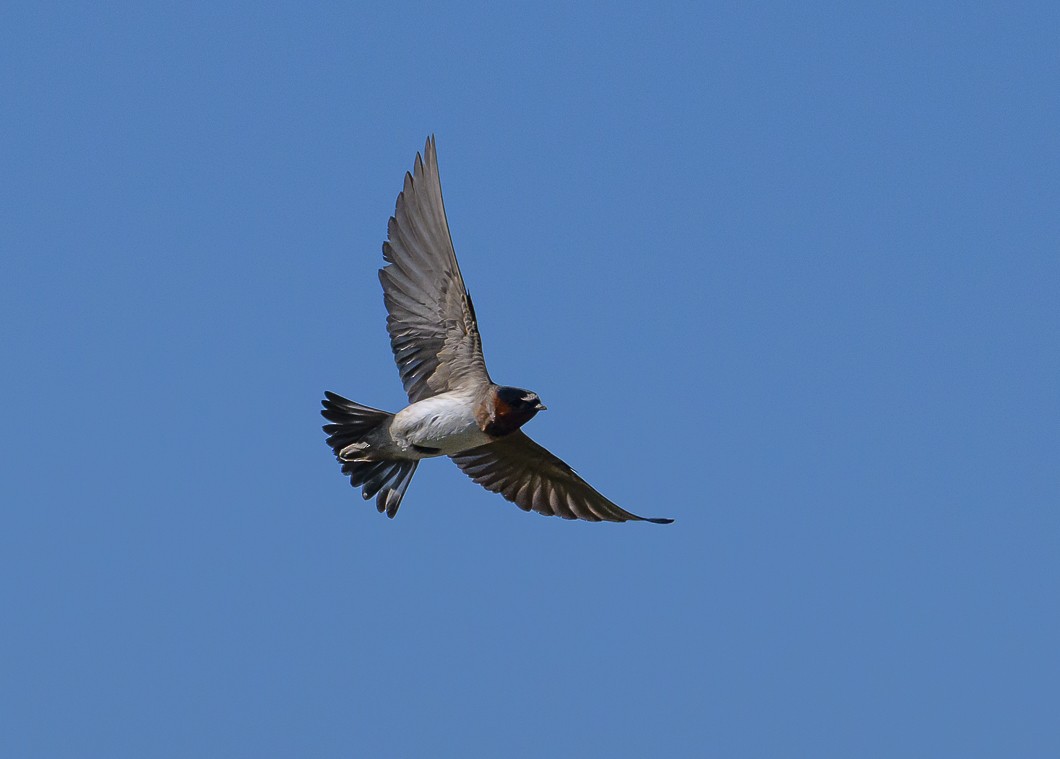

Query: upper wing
[379,136,491,403]
[450,431,674,524]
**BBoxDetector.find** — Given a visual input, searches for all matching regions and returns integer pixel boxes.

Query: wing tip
[643,516,675,525]
[422,134,440,176]
[414,134,438,178]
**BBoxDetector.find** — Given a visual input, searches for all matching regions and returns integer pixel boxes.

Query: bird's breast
[391,393,492,456]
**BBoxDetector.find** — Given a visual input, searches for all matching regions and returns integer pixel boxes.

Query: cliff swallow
[321,137,673,524]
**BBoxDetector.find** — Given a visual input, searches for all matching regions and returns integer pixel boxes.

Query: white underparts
[390,390,491,456]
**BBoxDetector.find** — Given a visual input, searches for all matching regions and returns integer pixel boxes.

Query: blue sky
[2,2,1058,756]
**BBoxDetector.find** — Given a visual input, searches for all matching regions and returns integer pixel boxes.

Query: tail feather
[362,462,400,499]
[321,391,418,518]
[321,390,390,451]
[379,462,417,517]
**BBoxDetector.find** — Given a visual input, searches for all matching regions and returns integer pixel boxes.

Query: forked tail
[320,391,418,518]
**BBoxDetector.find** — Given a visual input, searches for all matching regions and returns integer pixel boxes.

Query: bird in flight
[321,137,672,524]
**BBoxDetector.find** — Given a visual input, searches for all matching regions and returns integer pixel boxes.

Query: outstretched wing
[379,136,491,403]
[450,432,674,524]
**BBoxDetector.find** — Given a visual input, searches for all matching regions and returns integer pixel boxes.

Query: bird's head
[481,386,547,438]
[496,386,548,417]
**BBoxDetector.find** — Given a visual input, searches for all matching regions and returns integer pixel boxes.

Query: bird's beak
[537,403,548,411]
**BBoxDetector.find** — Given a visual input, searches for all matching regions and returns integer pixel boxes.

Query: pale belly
[390,393,492,456]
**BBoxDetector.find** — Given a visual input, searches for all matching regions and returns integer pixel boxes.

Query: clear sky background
[2,2,1058,757]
